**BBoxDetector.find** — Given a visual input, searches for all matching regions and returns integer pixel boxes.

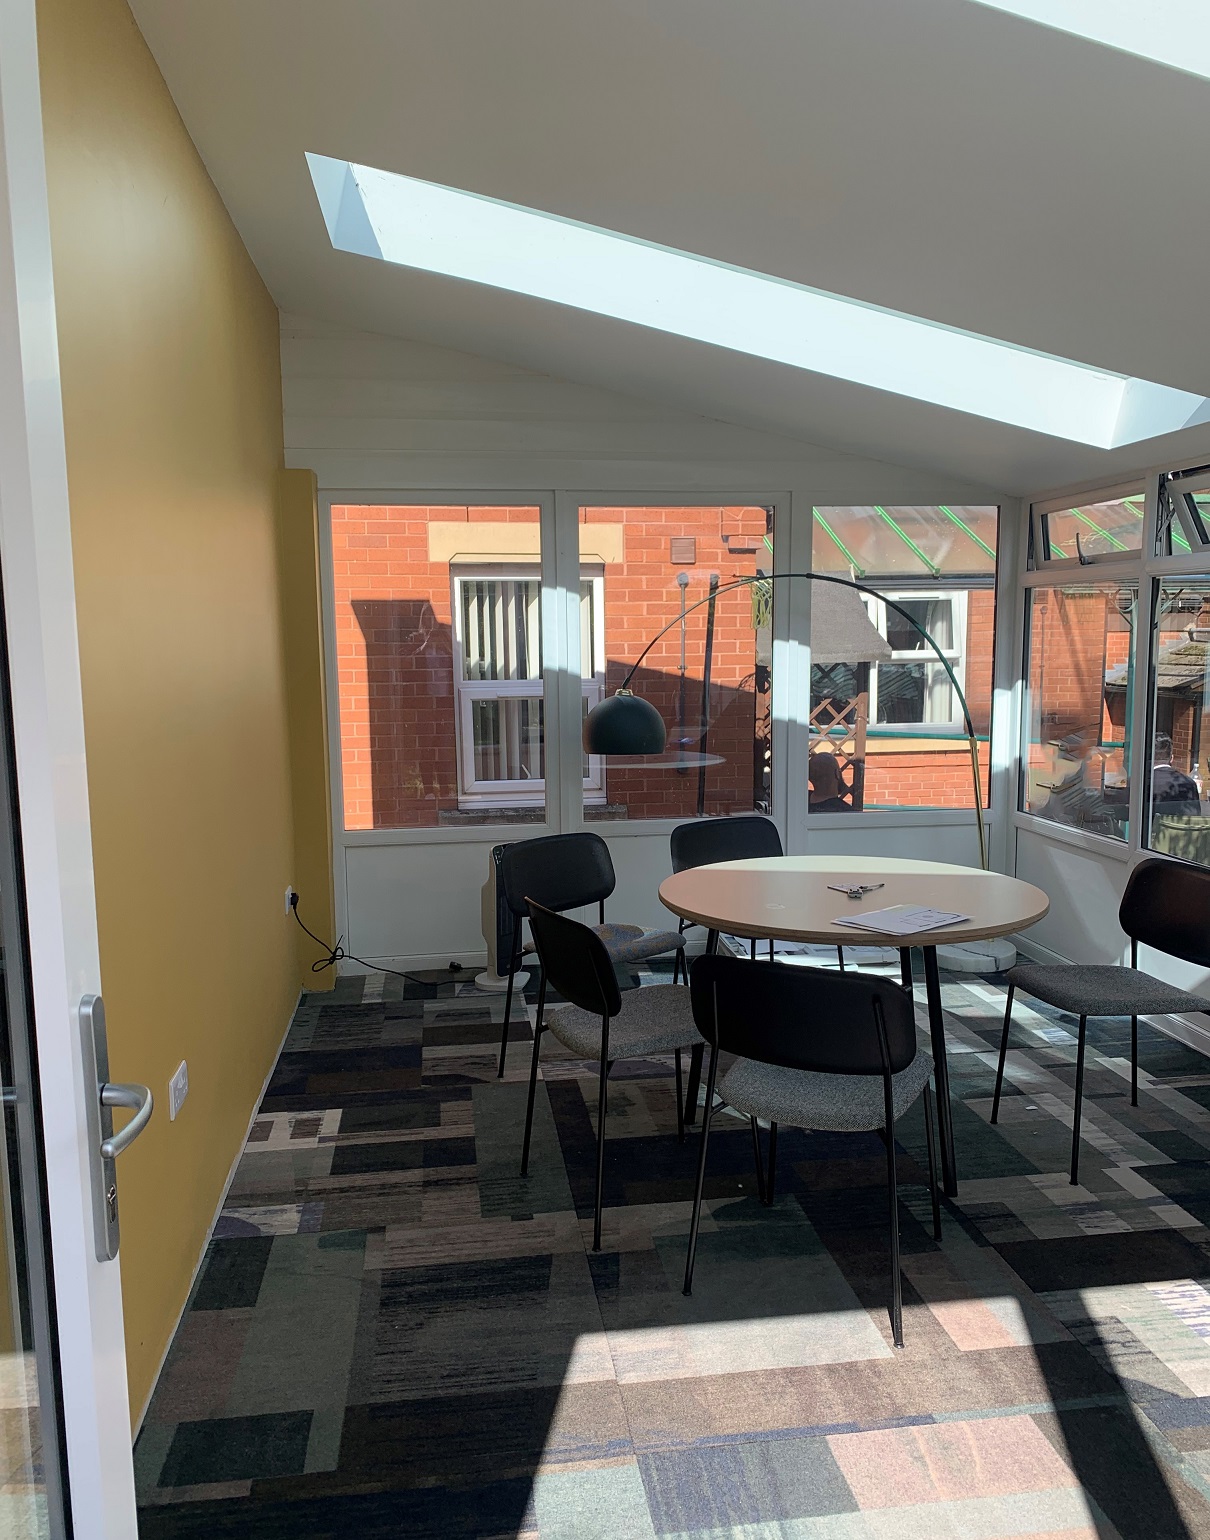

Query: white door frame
[0,0,137,1533]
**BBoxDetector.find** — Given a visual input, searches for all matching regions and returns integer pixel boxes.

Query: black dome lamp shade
[582,689,667,755]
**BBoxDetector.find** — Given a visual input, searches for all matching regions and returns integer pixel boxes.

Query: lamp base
[475,969,530,994]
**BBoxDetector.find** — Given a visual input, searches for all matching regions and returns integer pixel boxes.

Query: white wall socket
[285,885,297,916]
[168,1060,189,1121]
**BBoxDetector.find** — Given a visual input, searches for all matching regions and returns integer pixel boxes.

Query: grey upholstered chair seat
[524,922,685,965]
[1006,962,1210,1019]
[720,1052,934,1134]
[548,983,697,1059]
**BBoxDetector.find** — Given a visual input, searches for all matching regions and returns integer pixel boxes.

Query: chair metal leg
[764,1122,778,1206]
[682,1048,720,1296]
[675,1049,685,1144]
[1070,1014,1088,1187]
[990,983,1015,1124]
[750,939,757,962]
[1131,1014,1138,1107]
[922,1082,942,1242]
[497,926,525,1078]
[749,1115,766,1204]
[593,1027,611,1252]
[519,1019,545,1176]
[684,1042,705,1127]
[885,1120,903,1348]
[769,938,775,963]
[836,946,845,972]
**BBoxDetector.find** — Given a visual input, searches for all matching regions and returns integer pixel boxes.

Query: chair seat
[720,1052,933,1134]
[523,922,685,964]
[548,984,697,1059]
[594,923,686,963]
[1007,962,1210,1019]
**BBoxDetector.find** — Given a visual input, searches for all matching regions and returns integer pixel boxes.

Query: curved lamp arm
[611,570,988,870]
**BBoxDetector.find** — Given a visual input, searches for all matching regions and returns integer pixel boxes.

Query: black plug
[289,891,300,911]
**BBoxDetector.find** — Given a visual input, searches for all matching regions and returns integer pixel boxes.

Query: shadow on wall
[351,599,770,828]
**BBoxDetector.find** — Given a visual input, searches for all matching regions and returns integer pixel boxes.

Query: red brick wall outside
[582,506,767,821]
[332,504,543,830]
[331,503,998,828]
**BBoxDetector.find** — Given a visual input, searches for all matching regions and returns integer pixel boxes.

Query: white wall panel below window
[344,840,499,967]
[1013,825,1126,965]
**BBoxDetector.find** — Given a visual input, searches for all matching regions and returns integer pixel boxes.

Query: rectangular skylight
[307,152,1210,449]
[967,1,1210,81]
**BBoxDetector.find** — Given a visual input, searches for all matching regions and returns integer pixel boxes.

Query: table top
[658,855,1049,946]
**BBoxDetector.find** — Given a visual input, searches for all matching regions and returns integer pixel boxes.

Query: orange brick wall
[583,505,767,821]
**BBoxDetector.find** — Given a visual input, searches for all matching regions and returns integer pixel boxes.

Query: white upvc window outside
[863,590,968,731]
[451,564,605,806]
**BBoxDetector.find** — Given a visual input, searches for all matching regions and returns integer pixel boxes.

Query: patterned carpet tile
[135,960,1210,1537]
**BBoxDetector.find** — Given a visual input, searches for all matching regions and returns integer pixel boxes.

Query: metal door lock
[80,995,152,1261]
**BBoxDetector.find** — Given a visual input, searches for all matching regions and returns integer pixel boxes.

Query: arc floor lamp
[581,571,988,871]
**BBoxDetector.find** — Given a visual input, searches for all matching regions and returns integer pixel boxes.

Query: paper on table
[832,904,968,936]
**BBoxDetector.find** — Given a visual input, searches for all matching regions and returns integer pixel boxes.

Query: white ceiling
[127,0,1210,494]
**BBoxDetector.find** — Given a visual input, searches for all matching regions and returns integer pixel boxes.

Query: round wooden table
[658,855,1049,1195]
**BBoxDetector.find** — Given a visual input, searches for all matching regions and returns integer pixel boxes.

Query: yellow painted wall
[37,0,307,1419]
[278,469,336,982]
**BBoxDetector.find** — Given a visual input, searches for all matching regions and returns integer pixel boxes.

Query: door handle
[80,994,152,1261]
[99,1082,153,1160]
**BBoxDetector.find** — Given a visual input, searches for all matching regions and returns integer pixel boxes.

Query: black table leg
[899,947,914,996]
[922,944,957,1196]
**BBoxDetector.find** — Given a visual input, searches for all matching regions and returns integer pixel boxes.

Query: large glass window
[1021,582,1137,841]
[1147,580,1210,864]
[331,504,547,829]
[578,506,772,822]
[811,506,997,812]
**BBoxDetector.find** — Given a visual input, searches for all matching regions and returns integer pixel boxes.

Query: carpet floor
[134,956,1210,1538]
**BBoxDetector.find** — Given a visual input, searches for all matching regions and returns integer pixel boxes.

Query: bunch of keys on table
[826,882,885,901]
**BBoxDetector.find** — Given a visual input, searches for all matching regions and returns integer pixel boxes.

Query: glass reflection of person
[808,751,853,814]
[1153,732,1200,817]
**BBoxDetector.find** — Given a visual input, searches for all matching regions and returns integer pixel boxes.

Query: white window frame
[450,562,606,807]
[861,588,969,734]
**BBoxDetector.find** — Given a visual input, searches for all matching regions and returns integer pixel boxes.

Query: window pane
[1021,583,1137,841]
[579,506,772,821]
[1158,474,1210,557]
[1041,495,1144,560]
[331,504,546,829]
[813,505,997,577]
[809,511,996,814]
[1148,581,1210,865]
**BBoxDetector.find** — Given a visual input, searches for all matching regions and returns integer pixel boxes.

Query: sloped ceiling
[127,0,1210,494]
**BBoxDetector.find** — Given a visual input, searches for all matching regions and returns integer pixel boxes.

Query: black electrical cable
[289,895,461,985]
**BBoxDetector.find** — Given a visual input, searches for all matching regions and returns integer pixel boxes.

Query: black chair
[683,955,941,1348]
[670,815,846,970]
[522,900,698,1250]
[992,855,1210,1185]
[495,832,686,1077]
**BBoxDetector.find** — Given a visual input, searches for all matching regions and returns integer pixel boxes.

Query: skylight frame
[307,152,1210,450]
[967,1,1210,83]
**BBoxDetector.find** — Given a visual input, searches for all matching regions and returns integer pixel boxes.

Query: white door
[0,0,140,1533]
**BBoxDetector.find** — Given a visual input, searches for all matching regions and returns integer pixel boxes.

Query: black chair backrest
[526,900,622,1020]
[498,832,616,919]
[669,815,783,874]
[689,954,917,1076]
[1120,855,1210,968]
